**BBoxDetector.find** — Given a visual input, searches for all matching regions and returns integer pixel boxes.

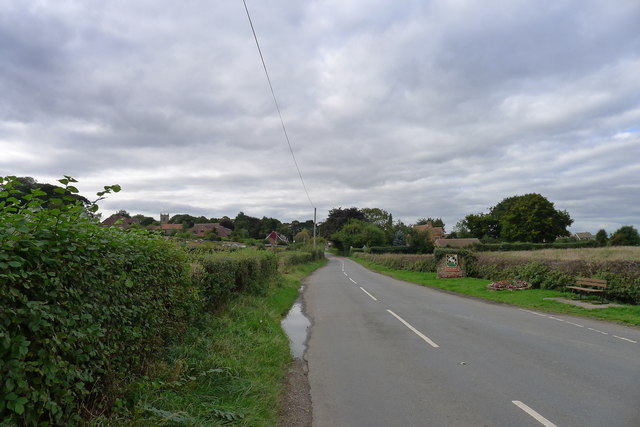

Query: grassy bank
[101,259,327,426]
[354,258,640,327]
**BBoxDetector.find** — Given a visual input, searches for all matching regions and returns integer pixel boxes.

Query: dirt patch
[278,358,312,427]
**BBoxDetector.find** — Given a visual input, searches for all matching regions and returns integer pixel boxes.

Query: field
[482,246,640,261]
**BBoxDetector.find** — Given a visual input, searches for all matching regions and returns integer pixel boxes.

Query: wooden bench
[566,277,607,301]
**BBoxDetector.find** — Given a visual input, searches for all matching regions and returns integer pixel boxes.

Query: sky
[1,0,639,233]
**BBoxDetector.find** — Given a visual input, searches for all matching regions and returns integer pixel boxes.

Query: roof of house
[414,223,445,239]
[101,214,140,228]
[265,231,289,243]
[434,238,480,248]
[193,223,232,237]
[573,232,594,240]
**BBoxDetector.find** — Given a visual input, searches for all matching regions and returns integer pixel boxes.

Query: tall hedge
[189,250,278,309]
[0,177,194,424]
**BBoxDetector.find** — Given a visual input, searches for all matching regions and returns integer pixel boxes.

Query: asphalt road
[304,255,640,427]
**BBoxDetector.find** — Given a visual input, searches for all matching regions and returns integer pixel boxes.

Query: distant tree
[219,216,234,230]
[330,219,386,253]
[319,207,365,238]
[609,226,640,246]
[260,216,283,237]
[294,229,311,244]
[595,229,609,247]
[133,214,155,226]
[169,214,198,229]
[460,194,572,243]
[233,212,262,238]
[496,194,572,242]
[457,213,499,240]
[406,228,434,254]
[362,207,394,243]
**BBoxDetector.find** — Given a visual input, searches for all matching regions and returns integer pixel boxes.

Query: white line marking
[613,335,638,343]
[359,287,378,301]
[520,309,548,318]
[349,278,357,284]
[343,272,348,277]
[588,327,608,335]
[566,321,584,328]
[386,310,439,348]
[512,401,557,427]
[548,316,565,322]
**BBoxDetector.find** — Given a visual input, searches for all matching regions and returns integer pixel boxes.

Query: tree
[330,219,386,253]
[133,214,155,226]
[609,226,640,246]
[362,207,394,243]
[294,229,311,244]
[497,194,572,242]
[233,212,262,238]
[169,214,197,229]
[406,228,434,254]
[459,194,572,243]
[319,207,365,237]
[595,229,609,247]
[457,213,499,239]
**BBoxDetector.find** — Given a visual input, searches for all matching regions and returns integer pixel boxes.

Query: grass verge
[353,258,640,327]
[98,259,327,426]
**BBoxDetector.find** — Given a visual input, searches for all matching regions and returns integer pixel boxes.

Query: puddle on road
[281,287,311,359]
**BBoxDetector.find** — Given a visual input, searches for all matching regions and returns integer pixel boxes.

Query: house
[573,232,595,241]
[435,238,480,248]
[101,214,140,228]
[148,223,184,233]
[414,221,445,241]
[192,223,232,238]
[265,231,289,245]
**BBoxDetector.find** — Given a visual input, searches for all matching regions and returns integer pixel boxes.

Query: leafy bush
[189,250,278,307]
[0,176,194,425]
[277,250,324,271]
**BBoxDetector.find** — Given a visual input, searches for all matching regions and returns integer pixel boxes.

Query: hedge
[473,240,598,252]
[189,250,278,309]
[353,253,436,272]
[0,178,195,425]
[354,249,640,304]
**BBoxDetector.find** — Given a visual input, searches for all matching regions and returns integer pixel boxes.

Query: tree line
[12,177,638,248]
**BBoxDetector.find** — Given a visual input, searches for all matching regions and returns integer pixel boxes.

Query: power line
[242,0,315,209]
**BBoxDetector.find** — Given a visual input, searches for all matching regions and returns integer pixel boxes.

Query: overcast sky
[2,0,639,233]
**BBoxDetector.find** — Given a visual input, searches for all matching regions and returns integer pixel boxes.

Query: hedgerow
[189,250,278,308]
[0,176,195,425]
[352,253,436,272]
[354,248,639,304]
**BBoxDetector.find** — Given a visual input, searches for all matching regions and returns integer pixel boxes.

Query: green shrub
[0,176,194,425]
[277,250,325,271]
[189,250,278,307]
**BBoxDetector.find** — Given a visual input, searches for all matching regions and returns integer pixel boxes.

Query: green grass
[99,259,327,426]
[354,258,640,327]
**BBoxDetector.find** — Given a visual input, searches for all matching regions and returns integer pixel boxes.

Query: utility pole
[313,207,317,251]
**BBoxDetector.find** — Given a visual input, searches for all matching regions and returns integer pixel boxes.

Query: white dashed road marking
[387,310,439,348]
[359,287,378,301]
[512,401,557,427]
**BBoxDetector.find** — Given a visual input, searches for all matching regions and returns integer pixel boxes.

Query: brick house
[414,221,445,241]
[101,214,140,228]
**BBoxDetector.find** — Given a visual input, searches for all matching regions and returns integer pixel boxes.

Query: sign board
[437,253,466,278]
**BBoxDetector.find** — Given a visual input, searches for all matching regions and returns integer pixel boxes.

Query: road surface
[304,255,640,427]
